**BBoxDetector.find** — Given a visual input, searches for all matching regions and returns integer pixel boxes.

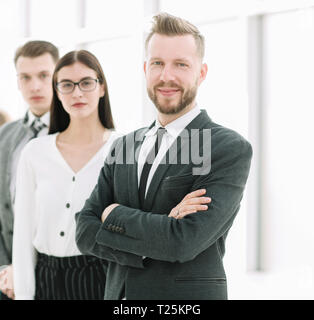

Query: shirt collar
[145,105,201,139]
[25,110,50,127]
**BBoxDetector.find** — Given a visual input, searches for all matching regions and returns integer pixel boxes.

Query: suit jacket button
[5,203,10,209]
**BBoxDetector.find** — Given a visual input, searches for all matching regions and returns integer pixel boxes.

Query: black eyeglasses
[56,78,99,94]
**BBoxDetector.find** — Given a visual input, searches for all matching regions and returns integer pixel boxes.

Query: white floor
[228,269,314,300]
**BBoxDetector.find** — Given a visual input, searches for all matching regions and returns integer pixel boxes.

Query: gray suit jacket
[75,110,253,300]
[0,115,32,265]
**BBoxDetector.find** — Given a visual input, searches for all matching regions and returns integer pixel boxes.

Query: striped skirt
[35,252,107,300]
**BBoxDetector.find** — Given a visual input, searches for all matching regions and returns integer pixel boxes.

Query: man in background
[0,40,59,300]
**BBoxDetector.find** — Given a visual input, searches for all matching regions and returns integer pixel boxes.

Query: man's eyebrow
[149,57,192,62]
[174,57,191,62]
[18,70,51,75]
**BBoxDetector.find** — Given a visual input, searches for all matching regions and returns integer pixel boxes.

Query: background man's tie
[30,118,46,138]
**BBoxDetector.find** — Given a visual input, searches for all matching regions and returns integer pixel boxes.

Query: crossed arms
[75,134,252,268]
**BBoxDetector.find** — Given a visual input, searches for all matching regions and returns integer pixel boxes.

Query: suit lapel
[144,110,213,211]
[8,125,29,152]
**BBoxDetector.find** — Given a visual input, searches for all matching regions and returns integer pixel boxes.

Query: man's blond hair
[145,12,205,59]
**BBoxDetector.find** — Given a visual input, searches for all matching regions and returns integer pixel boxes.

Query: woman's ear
[100,84,105,98]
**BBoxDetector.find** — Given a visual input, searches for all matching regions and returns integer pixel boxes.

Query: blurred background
[1,0,314,299]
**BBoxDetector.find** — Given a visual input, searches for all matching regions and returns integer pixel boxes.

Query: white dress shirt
[12,131,120,300]
[137,105,201,196]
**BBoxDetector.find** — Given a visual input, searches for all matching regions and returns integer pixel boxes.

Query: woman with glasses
[12,50,120,300]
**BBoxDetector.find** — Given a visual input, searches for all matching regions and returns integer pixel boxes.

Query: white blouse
[12,131,120,300]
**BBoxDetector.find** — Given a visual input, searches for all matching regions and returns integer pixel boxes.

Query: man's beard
[147,81,198,115]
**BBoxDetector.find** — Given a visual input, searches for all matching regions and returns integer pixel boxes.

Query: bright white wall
[0,0,26,119]
[87,36,143,134]
[30,0,78,35]
[261,8,314,287]
[84,0,144,134]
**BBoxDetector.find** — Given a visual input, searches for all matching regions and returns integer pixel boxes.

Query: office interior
[0,0,313,299]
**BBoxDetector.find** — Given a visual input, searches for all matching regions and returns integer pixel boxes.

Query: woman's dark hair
[49,50,114,134]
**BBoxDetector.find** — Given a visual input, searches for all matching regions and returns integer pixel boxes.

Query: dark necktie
[30,118,46,138]
[139,127,166,206]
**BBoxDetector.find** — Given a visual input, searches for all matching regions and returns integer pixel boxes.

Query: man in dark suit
[75,12,252,300]
[0,41,59,299]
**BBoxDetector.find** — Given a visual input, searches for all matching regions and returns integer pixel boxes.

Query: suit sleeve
[0,233,10,266]
[75,138,144,269]
[0,125,13,266]
[94,135,253,263]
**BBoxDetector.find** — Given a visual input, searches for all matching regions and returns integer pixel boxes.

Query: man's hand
[0,265,15,300]
[168,189,211,219]
[101,203,120,223]
[100,190,210,223]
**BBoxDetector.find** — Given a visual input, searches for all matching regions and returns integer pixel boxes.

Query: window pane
[262,9,314,273]
[160,0,314,19]
[0,1,24,119]
[87,36,143,134]
[0,40,25,120]
[160,0,246,21]
[85,0,143,31]
[199,19,249,137]
[30,0,78,36]
[0,0,20,38]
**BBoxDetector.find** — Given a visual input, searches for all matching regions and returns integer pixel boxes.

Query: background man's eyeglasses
[56,78,99,94]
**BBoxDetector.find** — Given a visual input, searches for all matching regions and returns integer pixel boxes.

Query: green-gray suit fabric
[0,116,31,265]
[75,110,252,300]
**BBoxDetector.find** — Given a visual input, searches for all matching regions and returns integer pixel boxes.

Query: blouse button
[66,203,70,208]
[60,231,65,237]
[72,176,75,182]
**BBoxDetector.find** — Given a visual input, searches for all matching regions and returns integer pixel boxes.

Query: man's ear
[144,61,147,75]
[198,63,208,86]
